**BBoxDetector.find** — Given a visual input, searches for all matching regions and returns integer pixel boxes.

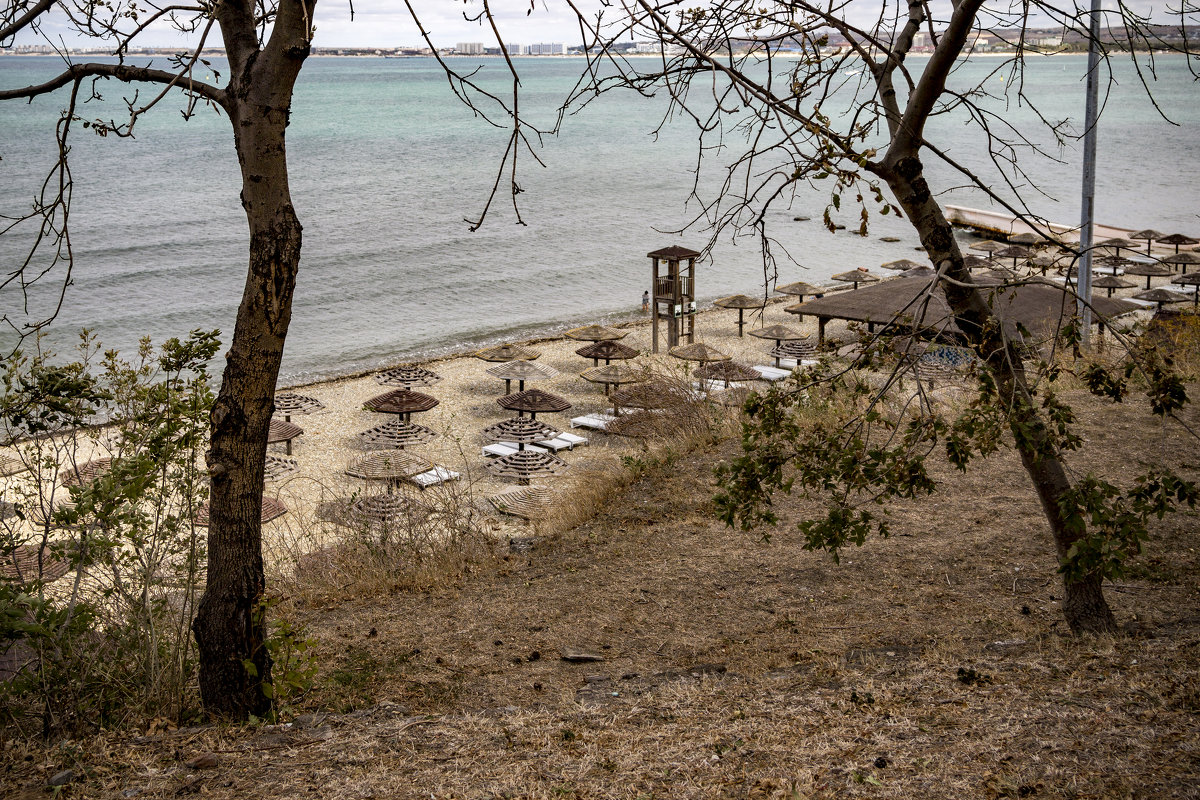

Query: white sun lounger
[570,413,617,431]
[753,365,792,381]
[775,358,819,370]
[537,432,589,452]
[482,442,548,458]
[407,466,460,489]
[694,379,746,392]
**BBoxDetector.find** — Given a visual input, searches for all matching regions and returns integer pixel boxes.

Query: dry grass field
[3,381,1199,799]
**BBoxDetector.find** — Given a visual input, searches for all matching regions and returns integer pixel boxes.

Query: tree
[2,0,550,719]
[563,1,1198,633]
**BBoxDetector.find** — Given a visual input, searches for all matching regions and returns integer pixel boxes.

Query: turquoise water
[0,54,1196,382]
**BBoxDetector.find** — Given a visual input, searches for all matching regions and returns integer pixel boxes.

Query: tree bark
[878,153,1118,635]
[191,41,307,716]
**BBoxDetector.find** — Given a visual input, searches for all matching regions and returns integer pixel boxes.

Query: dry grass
[2,384,1198,799]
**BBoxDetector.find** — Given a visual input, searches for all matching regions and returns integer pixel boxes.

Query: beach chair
[752,365,792,381]
[537,432,589,451]
[406,466,460,490]
[776,358,820,370]
[693,379,746,392]
[483,442,548,457]
[570,413,617,431]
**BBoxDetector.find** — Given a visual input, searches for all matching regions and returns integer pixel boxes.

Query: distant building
[455,42,484,55]
[506,43,522,55]
[527,42,564,55]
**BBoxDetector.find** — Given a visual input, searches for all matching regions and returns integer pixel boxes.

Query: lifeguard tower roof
[647,245,702,260]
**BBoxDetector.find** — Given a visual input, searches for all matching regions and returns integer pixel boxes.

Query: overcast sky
[7,1,1180,50]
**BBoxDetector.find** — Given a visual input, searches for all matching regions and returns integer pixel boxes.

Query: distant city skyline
[5,0,1179,50]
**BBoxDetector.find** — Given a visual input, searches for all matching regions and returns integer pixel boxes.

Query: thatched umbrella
[374,365,442,388]
[1008,232,1044,246]
[1092,255,1136,275]
[962,254,994,270]
[694,360,762,389]
[880,258,926,272]
[0,452,28,478]
[274,391,324,422]
[268,418,304,456]
[611,382,685,413]
[581,364,645,395]
[475,343,540,362]
[1090,275,1137,298]
[357,418,437,450]
[60,458,113,487]
[1133,288,1189,311]
[576,340,639,367]
[1123,261,1175,290]
[345,449,431,492]
[564,324,627,342]
[497,389,572,421]
[195,496,287,526]
[669,342,731,363]
[364,388,439,423]
[349,493,431,527]
[969,240,1006,259]
[263,454,300,483]
[1130,229,1167,256]
[775,281,825,301]
[486,360,559,394]
[830,269,880,290]
[747,323,806,350]
[713,294,766,336]
[711,386,756,408]
[1096,237,1140,257]
[1156,233,1200,254]
[1170,274,1200,308]
[488,485,560,521]
[993,244,1032,268]
[482,417,561,451]
[1160,251,1200,275]
[486,449,569,485]
[1,544,69,584]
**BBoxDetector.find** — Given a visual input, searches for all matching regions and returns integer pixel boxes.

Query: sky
[6,0,1181,50]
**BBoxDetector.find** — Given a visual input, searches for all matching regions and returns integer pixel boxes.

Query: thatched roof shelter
[475,344,540,362]
[787,273,1137,345]
[669,342,731,363]
[486,360,559,394]
[274,392,325,421]
[196,497,287,526]
[576,340,638,366]
[1157,233,1199,253]
[564,325,627,342]
[1123,262,1174,289]
[356,419,437,450]
[1091,275,1136,297]
[831,269,880,289]
[497,389,572,419]
[775,281,825,299]
[713,294,767,336]
[1133,288,1189,310]
[374,365,442,388]
[1161,252,1200,273]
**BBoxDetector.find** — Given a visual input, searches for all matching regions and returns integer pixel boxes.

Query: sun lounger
[693,379,746,392]
[482,442,548,457]
[776,358,819,370]
[407,466,460,489]
[570,413,616,431]
[536,432,589,452]
[753,365,792,381]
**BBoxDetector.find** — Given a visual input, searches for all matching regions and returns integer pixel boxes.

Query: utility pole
[1077,0,1103,344]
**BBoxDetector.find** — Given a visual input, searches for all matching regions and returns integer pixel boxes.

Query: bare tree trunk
[880,154,1117,635]
[191,82,303,716]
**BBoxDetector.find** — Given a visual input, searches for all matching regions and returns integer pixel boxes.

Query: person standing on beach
[642,290,650,312]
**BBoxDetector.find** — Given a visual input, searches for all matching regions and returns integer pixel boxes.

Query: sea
[1,53,1197,384]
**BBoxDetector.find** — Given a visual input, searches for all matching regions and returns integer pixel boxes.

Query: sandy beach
[265,293,833,543]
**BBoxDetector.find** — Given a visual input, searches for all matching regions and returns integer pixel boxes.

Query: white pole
[1077,0,1103,344]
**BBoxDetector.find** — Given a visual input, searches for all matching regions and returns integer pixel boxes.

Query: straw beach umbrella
[1130,229,1167,256]
[1122,262,1174,289]
[482,417,561,451]
[356,418,437,450]
[575,340,638,367]
[60,458,112,487]
[993,245,1032,268]
[747,324,807,364]
[1096,237,1140,257]
[564,324,627,342]
[374,365,442,387]
[0,451,29,478]
[486,360,559,394]
[475,343,540,362]
[486,449,569,485]
[969,240,1006,259]
[364,389,439,423]
[195,496,287,526]
[1170,274,1200,307]
[830,269,880,289]
[274,391,324,422]
[263,455,300,483]
[880,258,926,272]
[1156,233,1199,254]
[1160,251,1200,274]
[1090,275,1136,297]
[581,364,644,395]
[669,342,731,363]
[1133,288,1189,311]
[774,281,825,301]
[497,389,572,420]
[713,294,766,336]
[267,418,304,456]
[345,449,431,492]
[694,360,762,389]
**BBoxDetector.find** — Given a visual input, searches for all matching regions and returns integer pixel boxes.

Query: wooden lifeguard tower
[648,245,700,353]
